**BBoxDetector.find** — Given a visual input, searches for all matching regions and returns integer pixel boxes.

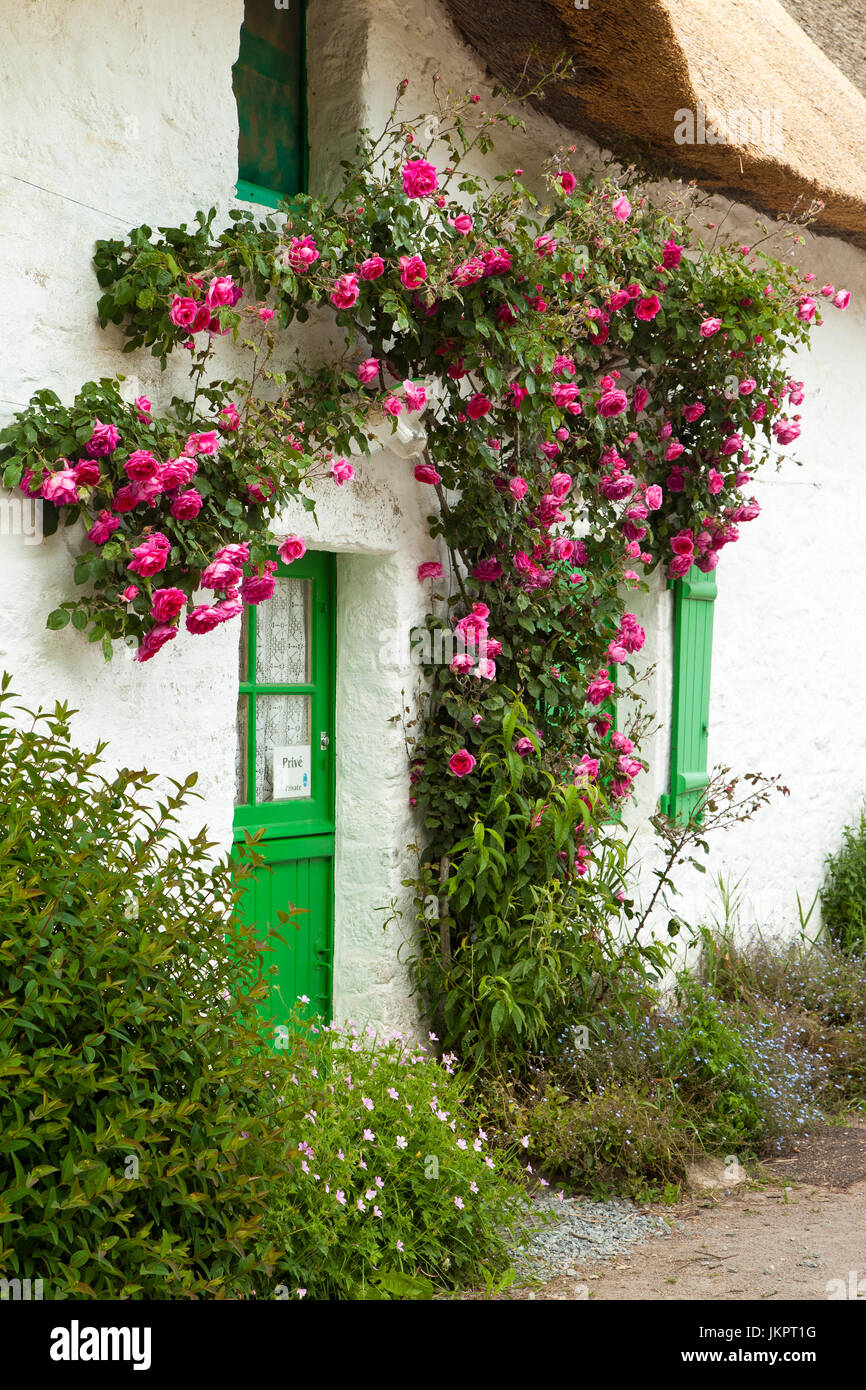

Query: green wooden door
[233,550,335,1025]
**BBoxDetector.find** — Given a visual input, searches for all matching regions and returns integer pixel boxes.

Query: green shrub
[264,1014,529,1299]
[487,957,829,1196]
[821,807,866,956]
[487,1072,698,1201]
[0,677,285,1298]
[702,926,866,1110]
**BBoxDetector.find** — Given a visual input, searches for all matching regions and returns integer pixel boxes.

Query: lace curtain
[255,578,311,801]
[234,579,313,804]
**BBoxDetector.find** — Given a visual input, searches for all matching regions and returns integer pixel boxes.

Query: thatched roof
[442,0,866,247]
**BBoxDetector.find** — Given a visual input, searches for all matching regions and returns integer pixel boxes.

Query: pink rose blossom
[534,233,557,257]
[772,419,801,445]
[509,476,528,500]
[399,255,427,289]
[330,457,355,486]
[450,653,475,674]
[634,295,661,321]
[330,274,360,310]
[597,389,628,417]
[185,431,219,456]
[359,255,385,280]
[402,159,438,199]
[287,235,319,273]
[417,561,444,581]
[185,605,224,635]
[682,402,705,423]
[472,558,503,581]
[86,419,120,456]
[708,469,724,495]
[451,257,485,286]
[670,529,695,557]
[357,358,380,384]
[645,484,663,510]
[128,533,171,578]
[662,239,683,268]
[612,195,632,221]
[414,463,441,485]
[119,585,138,602]
[169,296,199,328]
[556,170,576,194]
[134,395,152,422]
[448,749,476,777]
[241,561,278,606]
[586,673,615,705]
[699,317,722,338]
[474,658,496,680]
[124,449,159,481]
[834,289,851,310]
[403,380,427,412]
[151,587,186,623]
[134,623,177,663]
[481,247,512,276]
[206,275,240,308]
[170,489,203,520]
[668,553,694,579]
[278,535,307,564]
[201,559,243,591]
[73,460,100,487]
[451,214,473,235]
[552,382,581,410]
[466,393,492,420]
[87,511,120,545]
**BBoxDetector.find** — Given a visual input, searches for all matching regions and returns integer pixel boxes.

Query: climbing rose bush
[0,74,847,1059]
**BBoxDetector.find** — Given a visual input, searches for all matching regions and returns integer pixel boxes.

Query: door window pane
[256,694,312,801]
[256,578,311,685]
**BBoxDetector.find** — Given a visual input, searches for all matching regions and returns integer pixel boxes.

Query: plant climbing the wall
[0,71,847,1064]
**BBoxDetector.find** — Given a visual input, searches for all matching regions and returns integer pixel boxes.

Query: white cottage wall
[0,0,437,1031]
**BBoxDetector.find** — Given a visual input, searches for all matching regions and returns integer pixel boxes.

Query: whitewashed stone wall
[2,0,865,1035]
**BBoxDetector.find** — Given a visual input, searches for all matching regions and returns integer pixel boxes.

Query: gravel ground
[513,1193,679,1282]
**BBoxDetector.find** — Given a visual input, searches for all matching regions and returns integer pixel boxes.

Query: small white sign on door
[271,744,311,800]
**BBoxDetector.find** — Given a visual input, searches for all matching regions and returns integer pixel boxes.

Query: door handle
[320,732,330,750]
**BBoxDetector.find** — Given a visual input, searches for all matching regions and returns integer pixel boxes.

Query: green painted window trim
[232,0,308,208]
[233,548,336,842]
[660,564,717,825]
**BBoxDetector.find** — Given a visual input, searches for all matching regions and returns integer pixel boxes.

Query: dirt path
[483,1120,866,1301]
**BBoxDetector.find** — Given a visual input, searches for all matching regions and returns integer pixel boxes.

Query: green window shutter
[660,564,717,825]
[233,0,307,205]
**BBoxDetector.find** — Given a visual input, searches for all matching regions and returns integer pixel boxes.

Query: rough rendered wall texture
[3,0,866,1032]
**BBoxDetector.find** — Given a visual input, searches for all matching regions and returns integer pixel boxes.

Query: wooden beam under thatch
[442,0,866,247]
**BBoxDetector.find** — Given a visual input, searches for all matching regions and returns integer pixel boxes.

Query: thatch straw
[443,0,866,246]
